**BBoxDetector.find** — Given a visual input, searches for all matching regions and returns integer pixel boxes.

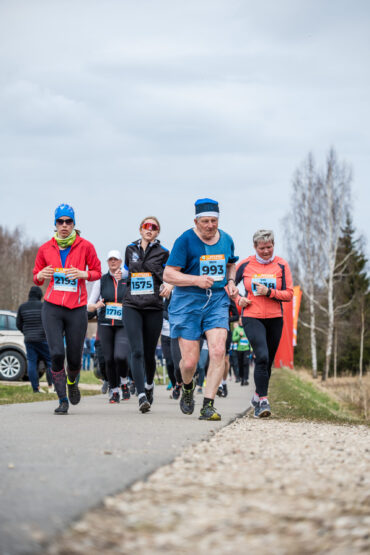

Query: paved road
[0,381,252,554]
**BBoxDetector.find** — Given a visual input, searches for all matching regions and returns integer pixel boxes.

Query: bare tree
[284,153,322,378]
[316,149,351,380]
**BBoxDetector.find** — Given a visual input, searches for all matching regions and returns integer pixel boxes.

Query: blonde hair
[140,216,161,232]
[253,229,274,246]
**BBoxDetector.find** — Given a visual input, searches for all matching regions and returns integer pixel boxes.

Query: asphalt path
[0,380,252,554]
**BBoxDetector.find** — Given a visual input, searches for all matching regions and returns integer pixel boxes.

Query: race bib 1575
[131,273,154,295]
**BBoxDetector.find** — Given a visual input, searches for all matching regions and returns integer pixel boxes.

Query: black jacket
[98,272,127,326]
[123,239,169,311]
[16,294,46,343]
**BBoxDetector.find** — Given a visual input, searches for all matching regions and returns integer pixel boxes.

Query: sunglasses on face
[141,222,159,231]
[56,218,74,225]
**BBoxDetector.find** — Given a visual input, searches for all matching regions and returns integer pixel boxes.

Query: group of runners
[33,199,293,420]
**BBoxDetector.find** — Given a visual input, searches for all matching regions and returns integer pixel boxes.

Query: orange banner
[292,285,302,347]
[274,298,294,369]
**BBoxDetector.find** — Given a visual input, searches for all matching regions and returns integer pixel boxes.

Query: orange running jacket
[235,255,293,319]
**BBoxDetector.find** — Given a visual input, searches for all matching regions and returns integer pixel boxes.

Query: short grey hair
[253,229,275,246]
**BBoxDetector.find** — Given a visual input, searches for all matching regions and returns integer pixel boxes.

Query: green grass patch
[40,369,101,385]
[0,384,99,405]
[269,367,363,424]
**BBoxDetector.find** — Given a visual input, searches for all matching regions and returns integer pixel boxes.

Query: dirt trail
[47,417,370,554]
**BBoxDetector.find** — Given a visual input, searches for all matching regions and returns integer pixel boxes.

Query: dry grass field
[295,369,370,421]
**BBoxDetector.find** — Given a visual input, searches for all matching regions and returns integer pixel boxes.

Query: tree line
[0,226,42,311]
[284,148,369,379]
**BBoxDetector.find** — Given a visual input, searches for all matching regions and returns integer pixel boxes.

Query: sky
[1,0,369,272]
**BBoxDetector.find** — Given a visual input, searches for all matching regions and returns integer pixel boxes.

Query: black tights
[98,324,130,389]
[42,301,87,398]
[123,307,163,395]
[237,351,250,382]
[242,317,283,397]
[161,335,176,386]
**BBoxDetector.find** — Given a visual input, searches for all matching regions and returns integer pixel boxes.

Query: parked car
[0,310,45,381]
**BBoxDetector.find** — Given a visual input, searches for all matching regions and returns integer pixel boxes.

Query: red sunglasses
[141,222,159,231]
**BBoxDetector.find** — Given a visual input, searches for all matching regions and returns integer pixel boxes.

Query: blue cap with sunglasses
[54,204,75,225]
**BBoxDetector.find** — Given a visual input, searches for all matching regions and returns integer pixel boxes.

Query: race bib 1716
[53,268,78,292]
[105,302,122,320]
[199,254,226,282]
[251,274,276,296]
[131,273,154,295]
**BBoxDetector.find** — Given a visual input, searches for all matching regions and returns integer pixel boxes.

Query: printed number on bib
[131,273,154,295]
[53,268,78,292]
[200,255,226,282]
[251,274,276,296]
[105,302,122,320]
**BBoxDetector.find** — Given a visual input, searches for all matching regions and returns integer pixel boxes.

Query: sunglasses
[141,222,159,231]
[56,218,74,225]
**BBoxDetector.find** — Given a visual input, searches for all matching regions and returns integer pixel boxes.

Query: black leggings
[98,324,130,389]
[123,307,163,395]
[42,301,87,376]
[170,337,182,384]
[161,335,176,386]
[237,351,250,382]
[242,317,283,397]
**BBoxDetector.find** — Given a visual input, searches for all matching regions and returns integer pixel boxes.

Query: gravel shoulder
[47,417,370,555]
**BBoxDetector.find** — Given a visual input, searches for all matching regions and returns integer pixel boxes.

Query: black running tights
[161,334,176,386]
[42,301,87,380]
[123,307,163,395]
[242,317,283,397]
[98,324,130,389]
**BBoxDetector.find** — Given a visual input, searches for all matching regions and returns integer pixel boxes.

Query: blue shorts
[169,287,230,341]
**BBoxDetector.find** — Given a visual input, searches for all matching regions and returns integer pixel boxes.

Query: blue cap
[54,204,75,225]
[195,198,219,217]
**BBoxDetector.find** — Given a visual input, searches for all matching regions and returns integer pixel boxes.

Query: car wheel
[0,350,26,381]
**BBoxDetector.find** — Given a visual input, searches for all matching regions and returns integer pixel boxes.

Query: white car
[0,310,46,381]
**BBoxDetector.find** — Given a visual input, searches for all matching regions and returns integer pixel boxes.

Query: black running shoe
[180,381,195,415]
[129,381,136,395]
[139,395,151,413]
[54,399,69,415]
[222,384,228,398]
[101,380,109,394]
[67,379,81,405]
[199,402,221,421]
[121,384,131,400]
[109,392,120,404]
[145,387,154,405]
[172,383,181,400]
[216,386,223,397]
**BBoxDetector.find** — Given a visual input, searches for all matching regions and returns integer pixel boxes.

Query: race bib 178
[53,268,78,292]
[131,273,154,295]
[199,254,226,282]
[251,274,276,296]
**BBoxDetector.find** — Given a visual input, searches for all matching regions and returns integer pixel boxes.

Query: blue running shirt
[166,228,238,292]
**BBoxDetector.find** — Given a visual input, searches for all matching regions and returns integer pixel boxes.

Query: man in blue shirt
[163,198,239,421]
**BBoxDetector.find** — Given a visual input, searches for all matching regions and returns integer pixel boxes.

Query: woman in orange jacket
[235,229,293,418]
[33,204,101,414]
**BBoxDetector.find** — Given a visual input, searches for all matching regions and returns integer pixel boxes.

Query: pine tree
[334,214,370,375]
